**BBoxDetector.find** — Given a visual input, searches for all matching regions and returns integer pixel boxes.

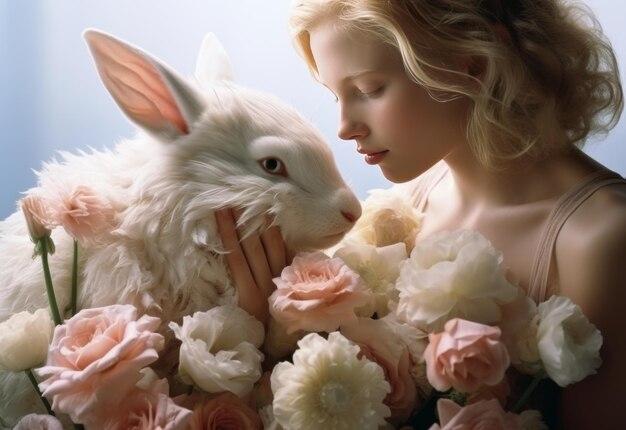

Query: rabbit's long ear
[84,29,204,140]
[195,33,235,87]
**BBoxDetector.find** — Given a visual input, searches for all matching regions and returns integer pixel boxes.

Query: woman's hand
[215,208,292,325]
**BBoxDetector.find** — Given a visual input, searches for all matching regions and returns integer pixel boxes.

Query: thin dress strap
[527,170,626,303]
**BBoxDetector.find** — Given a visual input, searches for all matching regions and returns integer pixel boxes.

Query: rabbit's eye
[259,158,287,177]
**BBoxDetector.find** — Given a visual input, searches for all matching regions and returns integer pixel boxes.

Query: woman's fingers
[215,208,267,322]
[260,224,287,278]
[235,212,276,299]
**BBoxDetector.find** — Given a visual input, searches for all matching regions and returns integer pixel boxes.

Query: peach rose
[94,378,192,430]
[183,392,262,430]
[424,319,510,393]
[428,399,535,430]
[36,304,164,423]
[341,317,418,424]
[48,184,115,244]
[269,252,370,334]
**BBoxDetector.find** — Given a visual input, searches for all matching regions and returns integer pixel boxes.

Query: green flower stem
[25,369,55,416]
[71,239,78,316]
[39,238,62,326]
[512,371,545,413]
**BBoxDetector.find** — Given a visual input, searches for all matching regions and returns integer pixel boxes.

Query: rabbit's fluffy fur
[0,30,360,427]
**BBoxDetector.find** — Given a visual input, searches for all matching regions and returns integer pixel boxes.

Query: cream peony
[0,308,53,372]
[271,332,391,430]
[269,252,370,334]
[396,229,518,332]
[342,188,423,254]
[36,304,164,423]
[334,242,407,318]
[169,305,264,396]
[536,295,603,387]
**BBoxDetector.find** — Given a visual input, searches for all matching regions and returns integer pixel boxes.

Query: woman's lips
[362,150,389,165]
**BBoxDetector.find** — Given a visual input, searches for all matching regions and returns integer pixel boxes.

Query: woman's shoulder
[554,174,626,313]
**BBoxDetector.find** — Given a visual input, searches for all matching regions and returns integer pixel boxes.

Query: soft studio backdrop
[1,0,625,220]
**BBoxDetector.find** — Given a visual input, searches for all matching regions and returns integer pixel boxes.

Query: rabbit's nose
[341,210,358,224]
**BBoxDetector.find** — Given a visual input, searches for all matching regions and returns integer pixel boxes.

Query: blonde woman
[217,0,626,428]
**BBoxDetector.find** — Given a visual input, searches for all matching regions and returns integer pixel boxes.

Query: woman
[217,1,626,427]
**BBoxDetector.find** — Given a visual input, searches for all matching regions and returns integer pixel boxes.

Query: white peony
[334,242,407,317]
[270,332,391,430]
[341,188,423,254]
[169,305,264,396]
[0,309,53,372]
[536,295,602,387]
[395,229,519,332]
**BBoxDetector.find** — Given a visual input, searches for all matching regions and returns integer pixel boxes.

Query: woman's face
[309,21,471,182]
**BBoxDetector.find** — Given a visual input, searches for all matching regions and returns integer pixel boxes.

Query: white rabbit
[0,29,361,427]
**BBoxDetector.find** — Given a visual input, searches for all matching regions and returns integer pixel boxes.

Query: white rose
[334,242,407,317]
[341,188,423,253]
[537,295,602,387]
[395,229,518,332]
[169,305,264,396]
[0,309,53,372]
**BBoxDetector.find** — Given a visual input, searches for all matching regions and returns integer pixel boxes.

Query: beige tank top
[402,162,626,303]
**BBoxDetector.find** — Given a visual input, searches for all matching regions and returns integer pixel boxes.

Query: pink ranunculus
[424,318,510,394]
[13,413,64,430]
[428,398,523,430]
[20,195,54,241]
[183,391,263,430]
[48,184,115,244]
[341,317,418,425]
[36,304,164,424]
[94,378,193,430]
[268,252,370,334]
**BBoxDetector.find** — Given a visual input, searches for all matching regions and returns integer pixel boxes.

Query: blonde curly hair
[289,0,623,168]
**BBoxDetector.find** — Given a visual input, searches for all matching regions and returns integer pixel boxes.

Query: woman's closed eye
[355,86,383,100]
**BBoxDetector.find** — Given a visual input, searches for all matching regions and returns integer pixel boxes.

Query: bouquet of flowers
[1,186,603,430]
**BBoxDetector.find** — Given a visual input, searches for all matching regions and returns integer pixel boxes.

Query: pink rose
[36,304,164,423]
[48,185,115,244]
[13,414,63,430]
[94,378,192,430]
[182,392,263,430]
[269,252,370,334]
[424,319,510,393]
[428,399,520,430]
[341,317,418,424]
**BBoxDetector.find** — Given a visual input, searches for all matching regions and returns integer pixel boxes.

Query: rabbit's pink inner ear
[86,32,189,135]
[102,62,190,135]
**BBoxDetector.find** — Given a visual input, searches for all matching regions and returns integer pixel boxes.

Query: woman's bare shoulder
[555,181,626,427]
[555,181,626,315]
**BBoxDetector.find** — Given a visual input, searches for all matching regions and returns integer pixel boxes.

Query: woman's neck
[441,145,599,210]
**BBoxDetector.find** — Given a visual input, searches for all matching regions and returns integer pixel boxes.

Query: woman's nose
[337,106,368,141]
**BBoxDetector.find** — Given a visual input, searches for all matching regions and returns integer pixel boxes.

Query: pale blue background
[1,0,625,220]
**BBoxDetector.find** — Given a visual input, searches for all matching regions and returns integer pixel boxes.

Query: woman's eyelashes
[355,86,383,99]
